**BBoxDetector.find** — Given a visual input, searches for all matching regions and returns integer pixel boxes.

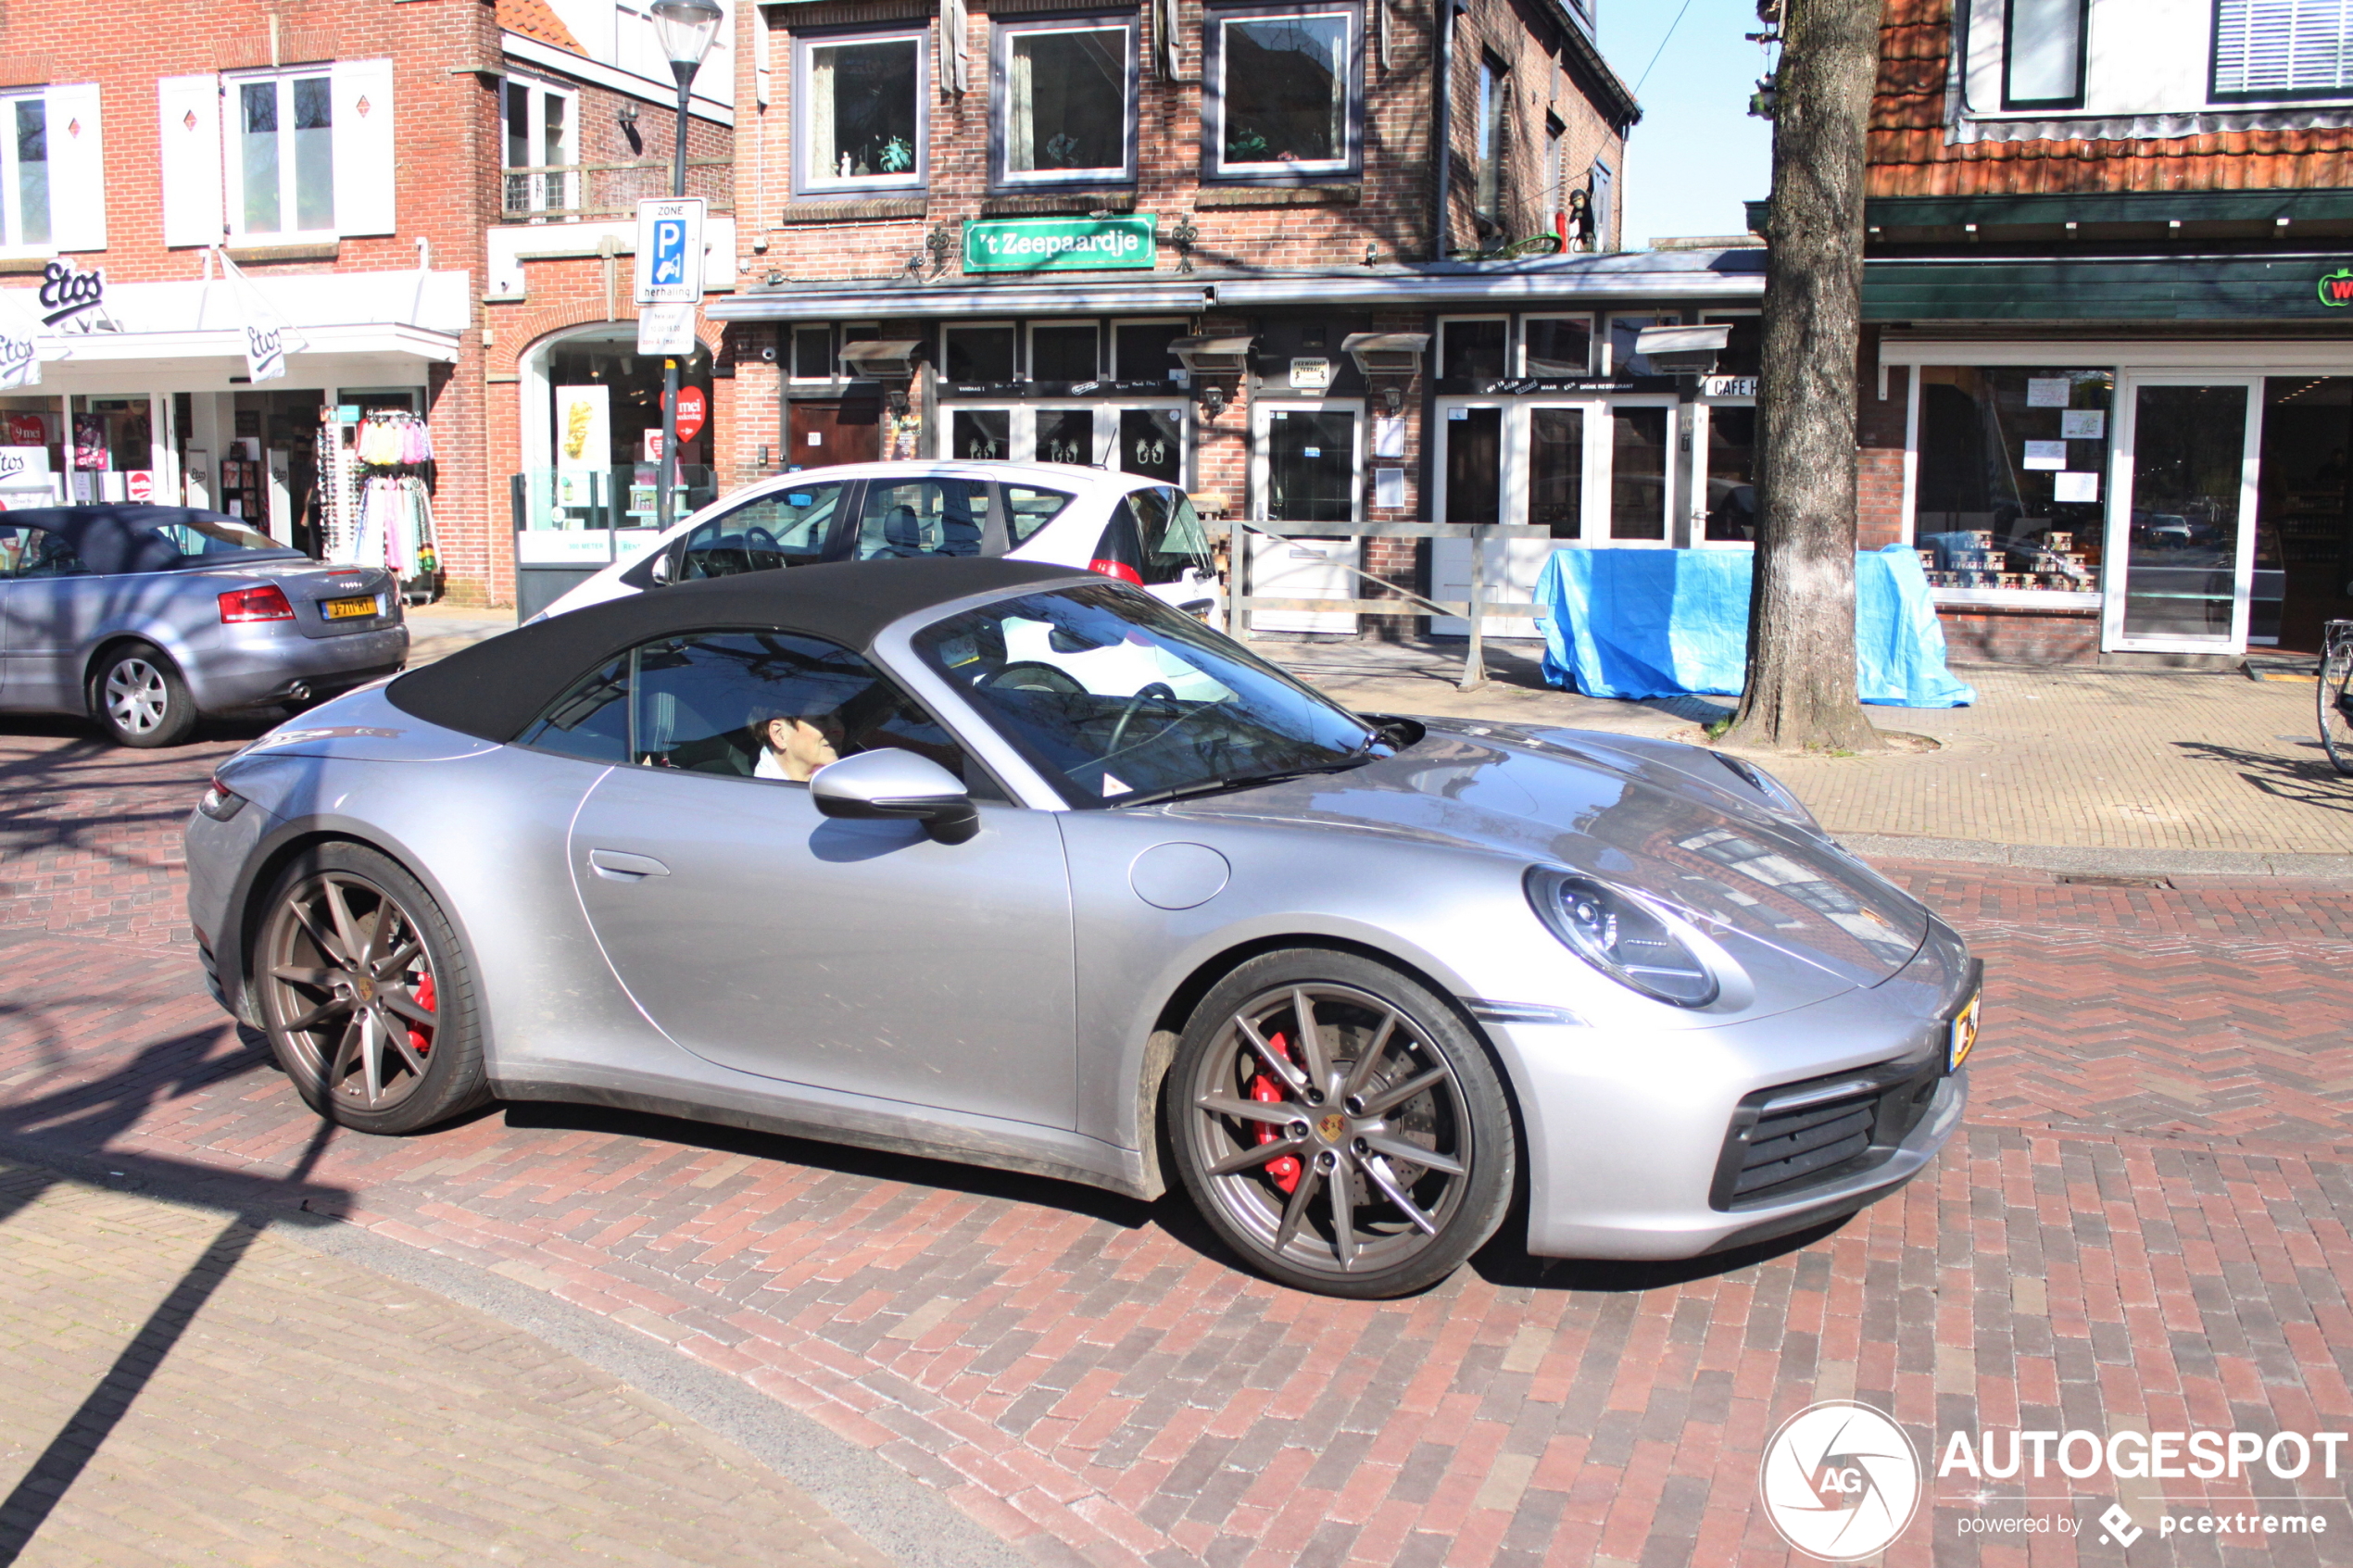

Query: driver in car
[749,702,848,782]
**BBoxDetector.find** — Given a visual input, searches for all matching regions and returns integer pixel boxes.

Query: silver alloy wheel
[104,658,170,736]
[1186,982,1473,1278]
[260,871,442,1110]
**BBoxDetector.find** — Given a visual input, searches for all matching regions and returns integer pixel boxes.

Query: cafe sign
[964,215,1156,274]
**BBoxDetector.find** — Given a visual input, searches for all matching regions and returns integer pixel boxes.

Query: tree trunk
[1719,0,1886,754]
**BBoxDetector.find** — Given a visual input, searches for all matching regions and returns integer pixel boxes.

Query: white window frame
[1602,311,1680,378]
[1026,320,1101,383]
[793,28,931,195]
[1110,318,1191,384]
[227,69,337,240]
[938,320,1020,384]
[2103,370,2263,654]
[0,89,51,254]
[991,16,1140,188]
[1437,314,1512,383]
[1690,395,1760,551]
[1250,395,1364,524]
[1474,56,1509,222]
[501,75,580,217]
[1203,3,1364,182]
[1518,313,1595,377]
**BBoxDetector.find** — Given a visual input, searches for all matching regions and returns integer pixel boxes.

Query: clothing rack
[331,408,442,602]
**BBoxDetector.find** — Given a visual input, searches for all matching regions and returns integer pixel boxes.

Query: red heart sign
[672,385,707,445]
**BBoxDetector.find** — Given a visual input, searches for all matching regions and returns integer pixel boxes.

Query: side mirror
[648,549,675,586]
[810,747,979,845]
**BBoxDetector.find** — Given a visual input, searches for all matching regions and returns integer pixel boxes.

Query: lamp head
[652,0,725,70]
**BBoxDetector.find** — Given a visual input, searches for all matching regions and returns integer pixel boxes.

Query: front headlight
[1712,751,1818,829]
[1525,868,1719,1008]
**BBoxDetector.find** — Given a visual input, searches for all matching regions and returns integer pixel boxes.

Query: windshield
[146,515,297,559]
[915,583,1383,807]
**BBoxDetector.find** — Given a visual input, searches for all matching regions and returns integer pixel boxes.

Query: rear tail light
[1088,558,1144,585]
[219,585,296,623]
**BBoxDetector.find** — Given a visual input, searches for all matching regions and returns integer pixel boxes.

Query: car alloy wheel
[95,646,196,747]
[1174,954,1514,1297]
[262,869,444,1112]
[105,658,169,734]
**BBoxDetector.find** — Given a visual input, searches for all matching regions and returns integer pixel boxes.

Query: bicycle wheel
[2322,630,2353,777]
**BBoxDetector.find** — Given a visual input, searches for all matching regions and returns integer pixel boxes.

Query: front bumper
[183,623,410,714]
[1503,932,1975,1261]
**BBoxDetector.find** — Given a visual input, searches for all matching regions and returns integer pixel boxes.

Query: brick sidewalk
[5,724,2353,1563]
[0,1161,889,1568]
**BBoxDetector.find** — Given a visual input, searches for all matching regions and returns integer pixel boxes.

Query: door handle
[588,848,671,881]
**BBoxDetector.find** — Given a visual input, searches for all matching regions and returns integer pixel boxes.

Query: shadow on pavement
[2173,738,2353,814]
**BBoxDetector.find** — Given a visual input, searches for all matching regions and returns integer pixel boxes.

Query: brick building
[1843,0,2353,664]
[595,0,1768,635]
[0,0,736,611]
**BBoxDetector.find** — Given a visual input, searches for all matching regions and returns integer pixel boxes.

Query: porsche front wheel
[254,843,489,1135]
[1169,949,1516,1298]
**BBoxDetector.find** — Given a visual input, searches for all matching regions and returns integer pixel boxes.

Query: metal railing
[499,158,734,221]
[1213,521,1557,691]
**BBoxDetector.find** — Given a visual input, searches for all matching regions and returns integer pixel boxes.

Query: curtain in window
[1009,41,1034,170]
[14,100,47,246]
[808,47,839,176]
[2215,0,2353,95]
[241,82,279,233]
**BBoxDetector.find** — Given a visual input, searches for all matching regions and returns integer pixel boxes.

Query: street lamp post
[650,0,724,531]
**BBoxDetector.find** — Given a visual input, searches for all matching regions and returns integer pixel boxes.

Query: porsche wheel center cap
[1317,1112,1348,1144]
[353,976,375,1003]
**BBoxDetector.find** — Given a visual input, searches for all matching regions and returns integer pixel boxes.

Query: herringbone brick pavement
[1,721,2349,1565]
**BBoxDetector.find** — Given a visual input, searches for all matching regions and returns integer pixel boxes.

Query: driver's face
[767,714,844,779]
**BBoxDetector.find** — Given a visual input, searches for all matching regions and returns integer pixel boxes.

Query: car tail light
[219,585,296,623]
[1088,558,1144,585]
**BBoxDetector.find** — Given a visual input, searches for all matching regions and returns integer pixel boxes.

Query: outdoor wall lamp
[1197,383,1229,419]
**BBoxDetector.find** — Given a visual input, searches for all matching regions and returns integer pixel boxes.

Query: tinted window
[1003,484,1075,545]
[518,653,633,762]
[0,523,90,579]
[916,583,1378,807]
[676,482,848,580]
[851,478,990,560]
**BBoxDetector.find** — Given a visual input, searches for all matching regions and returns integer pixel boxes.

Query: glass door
[1259,404,1360,524]
[2106,377,2260,652]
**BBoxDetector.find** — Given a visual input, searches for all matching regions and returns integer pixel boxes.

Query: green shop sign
[964,215,1157,274]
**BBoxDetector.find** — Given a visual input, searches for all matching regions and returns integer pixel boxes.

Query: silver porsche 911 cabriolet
[184,558,1978,1298]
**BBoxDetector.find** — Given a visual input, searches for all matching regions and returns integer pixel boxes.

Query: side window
[0,523,89,579]
[675,482,848,580]
[1003,484,1076,545]
[852,479,990,560]
[518,653,634,763]
[629,631,974,785]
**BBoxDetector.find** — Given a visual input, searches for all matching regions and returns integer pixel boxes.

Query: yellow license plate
[1948,991,1982,1073]
[322,596,377,620]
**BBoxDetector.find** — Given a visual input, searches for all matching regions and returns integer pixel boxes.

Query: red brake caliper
[408,973,436,1059]
[1251,1030,1302,1194]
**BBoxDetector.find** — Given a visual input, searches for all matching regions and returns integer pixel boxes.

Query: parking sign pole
[657,62,697,531]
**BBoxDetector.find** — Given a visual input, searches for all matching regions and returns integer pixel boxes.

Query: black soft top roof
[388,557,1091,742]
[1,505,302,574]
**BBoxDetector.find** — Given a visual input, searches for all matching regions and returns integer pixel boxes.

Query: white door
[2102,375,2261,654]
[1249,400,1362,633]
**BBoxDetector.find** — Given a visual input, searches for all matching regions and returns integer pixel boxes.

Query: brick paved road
[3,721,2350,1565]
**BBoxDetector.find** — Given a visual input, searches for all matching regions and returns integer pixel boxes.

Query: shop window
[1705,408,1758,542]
[996,19,1137,185]
[1114,322,1187,383]
[502,79,578,216]
[1530,408,1582,538]
[1035,409,1099,465]
[2,94,48,248]
[1440,319,1509,383]
[2214,0,2353,98]
[1701,314,1762,380]
[953,409,1012,461]
[1914,367,2112,563]
[944,324,1017,383]
[1606,314,1678,378]
[1204,5,1361,180]
[796,31,927,193]
[1474,58,1509,225]
[233,71,334,237]
[1030,323,1101,383]
[1610,408,1669,540]
[1119,409,1184,483]
[1522,317,1592,378]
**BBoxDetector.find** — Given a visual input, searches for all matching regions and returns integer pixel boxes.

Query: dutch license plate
[322,596,377,621]
[1948,990,1982,1073]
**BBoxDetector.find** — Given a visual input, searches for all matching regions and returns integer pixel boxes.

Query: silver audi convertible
[184,558,1978,1298]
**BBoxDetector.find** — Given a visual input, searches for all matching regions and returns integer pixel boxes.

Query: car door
[0,521,99,709]
[555,627,1080,1129]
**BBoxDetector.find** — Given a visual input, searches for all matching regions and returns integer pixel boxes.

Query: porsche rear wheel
[255,843,489,1135]
[1169,950,1515,1298]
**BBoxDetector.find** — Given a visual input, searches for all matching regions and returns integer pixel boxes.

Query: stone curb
[1839,831,2353,882]
[0,1135,1037,1568]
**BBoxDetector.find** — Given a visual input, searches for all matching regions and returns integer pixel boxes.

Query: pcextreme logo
[1758,1401,1923,1561]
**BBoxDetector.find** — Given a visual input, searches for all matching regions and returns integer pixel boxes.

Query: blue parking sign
[633,198,706,306]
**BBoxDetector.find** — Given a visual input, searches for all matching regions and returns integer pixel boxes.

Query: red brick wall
[1937,606,2100,665]
[1441,0,1626,255]
[1856,347,1911,549]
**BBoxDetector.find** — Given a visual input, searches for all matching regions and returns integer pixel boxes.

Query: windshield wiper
[1111,754,1377,809]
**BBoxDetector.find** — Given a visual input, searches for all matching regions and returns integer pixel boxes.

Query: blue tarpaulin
[1533,545,1976,708]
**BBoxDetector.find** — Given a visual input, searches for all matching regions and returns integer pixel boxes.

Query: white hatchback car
[534,460,1221,623]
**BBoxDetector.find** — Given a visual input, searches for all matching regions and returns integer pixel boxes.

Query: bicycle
[2322,619,2353,775]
